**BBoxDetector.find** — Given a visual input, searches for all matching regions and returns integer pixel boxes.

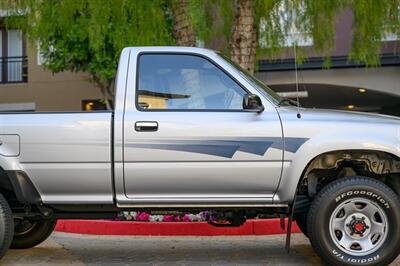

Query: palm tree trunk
[170,0,196,46]
[231,0,257,74]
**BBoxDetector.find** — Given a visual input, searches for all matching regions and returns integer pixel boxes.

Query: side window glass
[137,54,247,110]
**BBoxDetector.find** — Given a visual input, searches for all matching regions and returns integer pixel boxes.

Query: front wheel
[293,212,308,237]
[308,177,400,266]
[11,218,57,249]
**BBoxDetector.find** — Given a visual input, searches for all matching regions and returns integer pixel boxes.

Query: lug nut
[362,217,365,220]
[352,216,356,220]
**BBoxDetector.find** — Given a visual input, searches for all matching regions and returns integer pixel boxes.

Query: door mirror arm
[243,93,264,114]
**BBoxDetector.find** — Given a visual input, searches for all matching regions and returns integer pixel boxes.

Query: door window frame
[135,52,252,113]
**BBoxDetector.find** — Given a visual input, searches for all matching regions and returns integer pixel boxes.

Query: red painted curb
[55,219,300,236]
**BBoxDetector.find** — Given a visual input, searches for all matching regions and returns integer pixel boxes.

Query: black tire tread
[10,219,57,249]
[294,212,309,237]
[0,193,14,259]
[308,176,400,266]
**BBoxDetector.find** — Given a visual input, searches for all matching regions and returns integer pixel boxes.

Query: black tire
[0,193,14,259]
[308,176,400,266]
[294,212,309,237]
[10,219,57,249]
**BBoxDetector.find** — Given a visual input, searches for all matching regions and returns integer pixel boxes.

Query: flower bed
[116,211,215,222]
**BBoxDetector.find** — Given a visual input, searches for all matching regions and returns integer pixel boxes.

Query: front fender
[274,130,400,203]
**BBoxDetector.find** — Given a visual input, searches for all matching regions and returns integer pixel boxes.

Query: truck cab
[115,47,286,207]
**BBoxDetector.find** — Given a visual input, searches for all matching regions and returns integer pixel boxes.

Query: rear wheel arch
[0,167,41,205]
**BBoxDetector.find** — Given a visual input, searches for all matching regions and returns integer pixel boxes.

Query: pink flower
[137,212,150,221]
[163,215,175,222]
[183,214,191,222]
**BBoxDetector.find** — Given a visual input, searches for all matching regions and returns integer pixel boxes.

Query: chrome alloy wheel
[329,198,388,256]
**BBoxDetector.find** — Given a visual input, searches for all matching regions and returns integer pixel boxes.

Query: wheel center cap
[353,222,366,233]
[344,213,371,238]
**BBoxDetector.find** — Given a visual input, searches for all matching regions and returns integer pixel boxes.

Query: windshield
[217,53,284,105]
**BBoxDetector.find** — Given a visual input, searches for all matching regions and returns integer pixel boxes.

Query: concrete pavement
[2,232,400,265]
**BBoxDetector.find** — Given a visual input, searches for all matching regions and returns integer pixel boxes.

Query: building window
[381,5,399,42]
[82,100,108,111]
[381,26,399,41]
[0,26,27,83]
[284,28,313,47]
[37,42,45,66]
[37,42,55,66]
[259,2,313,48]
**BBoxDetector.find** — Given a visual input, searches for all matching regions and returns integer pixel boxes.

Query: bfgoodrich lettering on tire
[308,176,400,266]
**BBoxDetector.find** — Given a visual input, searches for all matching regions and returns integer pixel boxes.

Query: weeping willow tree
[0,0,175,108]
[1,0,399,99]
[185,0,400,74]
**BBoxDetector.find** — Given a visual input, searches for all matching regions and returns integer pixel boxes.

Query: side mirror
[243,93,264,113]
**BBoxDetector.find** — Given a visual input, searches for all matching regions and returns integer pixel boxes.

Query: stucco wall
[0,43,103,111]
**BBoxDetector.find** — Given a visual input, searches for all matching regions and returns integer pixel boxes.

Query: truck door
[122,51,284,205]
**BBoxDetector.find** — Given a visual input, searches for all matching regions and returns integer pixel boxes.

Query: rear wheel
[11,218,57,249]
[308,176,400,265]
[0,193,14,258]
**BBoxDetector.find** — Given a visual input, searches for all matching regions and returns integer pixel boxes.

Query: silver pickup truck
[0,47,400,265]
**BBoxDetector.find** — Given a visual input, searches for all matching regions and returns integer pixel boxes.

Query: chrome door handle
[135,121,158,132]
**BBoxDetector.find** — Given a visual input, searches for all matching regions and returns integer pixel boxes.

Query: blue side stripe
[129,143,240,158]
[126,137,308,158]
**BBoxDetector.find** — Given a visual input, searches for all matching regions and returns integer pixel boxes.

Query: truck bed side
[0,112,113,204]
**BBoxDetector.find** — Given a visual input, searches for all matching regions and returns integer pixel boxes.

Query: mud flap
[285,207,294,253]
[285,192,297,254]
[5,170,41,204]
[279,214,285,230]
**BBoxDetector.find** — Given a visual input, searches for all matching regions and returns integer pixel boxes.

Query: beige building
[0,26,103,112]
